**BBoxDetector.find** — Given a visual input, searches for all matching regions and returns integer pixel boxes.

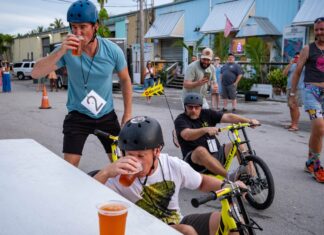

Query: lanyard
[80,43,97,93]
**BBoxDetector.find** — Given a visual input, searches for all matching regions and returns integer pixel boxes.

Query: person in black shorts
[174,92,259,178]
[220,53,243,112]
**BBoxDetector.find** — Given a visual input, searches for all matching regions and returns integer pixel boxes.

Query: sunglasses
[314,17,324,23]
[186,105,201,110]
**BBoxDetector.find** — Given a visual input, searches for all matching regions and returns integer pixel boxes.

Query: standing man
[32,0,132,167]
[182,48,216,109]
[174,92,259,178]
[191,55,197,63]
[220,53,243,112]
[283,52,304,131]
[289,17,324,183]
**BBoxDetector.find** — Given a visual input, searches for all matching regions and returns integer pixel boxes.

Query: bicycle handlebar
[219,122,261,132]
[94,129,118,141]
[191,191,217,208]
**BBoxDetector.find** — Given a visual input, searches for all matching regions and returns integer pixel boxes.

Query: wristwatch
[289,93,296,97]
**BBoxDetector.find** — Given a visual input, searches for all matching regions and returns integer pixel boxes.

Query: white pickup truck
[12,61,35,80]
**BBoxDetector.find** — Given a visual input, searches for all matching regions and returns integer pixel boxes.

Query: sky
[1,0,173,36]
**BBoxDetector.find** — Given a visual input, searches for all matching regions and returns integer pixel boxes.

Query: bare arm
[282,60,293,77]
[183,77,209,89]
[118,67,132,126]
[291,46,308,93]
[221,113,259,125]
[234,74,243,86]
[31,34,80,79]
[198,174,223,192]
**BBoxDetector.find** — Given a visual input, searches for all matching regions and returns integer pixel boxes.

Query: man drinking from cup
[94,116,245,235]
[32,0,132,167]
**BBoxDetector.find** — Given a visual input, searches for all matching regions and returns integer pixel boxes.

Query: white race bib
[81,90,106,116]
[207,139,218,153]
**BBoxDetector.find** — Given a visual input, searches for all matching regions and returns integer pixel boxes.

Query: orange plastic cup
[119,162,143,187]
[97,201,130,235]
[72,35,83,56]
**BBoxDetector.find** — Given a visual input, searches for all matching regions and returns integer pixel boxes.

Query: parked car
[12,61,35,80]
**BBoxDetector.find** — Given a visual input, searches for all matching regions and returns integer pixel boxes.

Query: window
[14,63,23,68]
[23,63,30,68]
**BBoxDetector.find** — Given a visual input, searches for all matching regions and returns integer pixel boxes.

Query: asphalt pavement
[0,77,323,235]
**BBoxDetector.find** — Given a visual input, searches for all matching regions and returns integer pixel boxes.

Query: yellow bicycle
[215,123,275,210]
[191,181,263,235]
[87,129,120,177]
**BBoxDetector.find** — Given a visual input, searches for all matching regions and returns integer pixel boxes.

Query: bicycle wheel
[230,197,256,235]
[239,155,275,210]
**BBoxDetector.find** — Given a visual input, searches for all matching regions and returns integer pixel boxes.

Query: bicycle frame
[94,129,120,162]
[215,123,252,180]
[192,182,261,235]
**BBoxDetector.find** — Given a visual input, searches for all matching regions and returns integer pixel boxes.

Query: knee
[171,224,197,235]
[191,146,209,164]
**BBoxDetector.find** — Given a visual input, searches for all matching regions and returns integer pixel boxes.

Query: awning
[200,0,255,34]
[144,11,184,39]
[292,0,324,26]
[236,16,281,38]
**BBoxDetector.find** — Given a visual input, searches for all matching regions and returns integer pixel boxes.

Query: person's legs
[191,146,227,177]
[211,93,216,110]
[216,93,220,110]
[289,106,300,129]
[181,212,212,235]
[170,224,197,235]
[64,153,81,166]
[303,84,324,182]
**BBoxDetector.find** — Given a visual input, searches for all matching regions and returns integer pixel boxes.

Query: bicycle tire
[231,197,256,235]
[240,155,275,210]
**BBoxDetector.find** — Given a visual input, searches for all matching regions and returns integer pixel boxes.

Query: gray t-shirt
[182,61,216,98]
[221,63,243,86]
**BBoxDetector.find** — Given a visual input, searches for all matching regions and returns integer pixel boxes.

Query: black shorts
[181,212,212,235]
[184,145,226,173]
[62,110,120,155]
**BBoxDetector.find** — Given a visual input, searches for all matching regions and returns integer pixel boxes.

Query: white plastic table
[0,139,181,235]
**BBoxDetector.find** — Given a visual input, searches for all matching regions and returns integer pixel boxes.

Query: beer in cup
[119,162,143,187]
[72,35,84,56]
[97,201,130,235]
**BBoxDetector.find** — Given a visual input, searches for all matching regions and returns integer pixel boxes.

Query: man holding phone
[182,48,216,108]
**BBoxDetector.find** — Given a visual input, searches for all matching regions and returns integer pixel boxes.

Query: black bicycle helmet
[118,116,164,151]
[184,92,203,106]
[67,0,98,23]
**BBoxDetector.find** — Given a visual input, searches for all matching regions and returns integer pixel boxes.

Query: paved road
[1,78,323,234]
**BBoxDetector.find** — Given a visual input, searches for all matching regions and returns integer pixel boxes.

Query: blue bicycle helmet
[67,0,98,23]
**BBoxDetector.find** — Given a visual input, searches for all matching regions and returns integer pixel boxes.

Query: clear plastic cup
[119,162,143,187]
[71,35,83,56]
[97,200,130,235]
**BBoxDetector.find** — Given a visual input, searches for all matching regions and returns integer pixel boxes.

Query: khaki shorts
[287,88,303,107]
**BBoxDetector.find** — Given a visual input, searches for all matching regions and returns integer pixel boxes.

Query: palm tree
[50,18,65,29]
[97,0,107,9]
[245,37,269,83]
[97,0,110,37]
[0,34,14,62]
[213,32,231,61]
[37,26,45,33]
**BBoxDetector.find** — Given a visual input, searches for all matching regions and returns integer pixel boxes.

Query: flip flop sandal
[288,127,299,131]
[284,125,292,129]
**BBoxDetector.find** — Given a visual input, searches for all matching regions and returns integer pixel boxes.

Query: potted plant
[267,68,287,95]
[237,77,257,101]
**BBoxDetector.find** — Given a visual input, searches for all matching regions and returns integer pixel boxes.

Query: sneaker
[304,162,314,174]
[312,167,324,183]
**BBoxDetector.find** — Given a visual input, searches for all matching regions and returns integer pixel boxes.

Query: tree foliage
[213,32,231,61]
[97,0,110,37]
[245,37,269,83]
[0,34,14,61]
[49,18,65,29]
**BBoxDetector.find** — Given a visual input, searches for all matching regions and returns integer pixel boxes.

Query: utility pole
[139,0,145,84]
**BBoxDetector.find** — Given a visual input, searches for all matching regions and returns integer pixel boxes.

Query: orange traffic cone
[39,84,51,109]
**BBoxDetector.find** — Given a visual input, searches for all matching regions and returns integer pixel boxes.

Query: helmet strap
[138,155,157,186]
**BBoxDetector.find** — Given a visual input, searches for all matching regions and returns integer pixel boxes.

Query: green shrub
[267,69,287,88]
[237,77,256,92]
